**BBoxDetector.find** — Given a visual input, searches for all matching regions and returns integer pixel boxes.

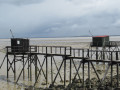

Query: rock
[87,88,95,90]
[97,70,102,75]
[44,88,55,90]
[66,80,69,82]
[75,88,84,90]
[98,87,105,90]
[41,82,47,85]
[35,88,44,90]
[55,85,65,88]
[114,87,120,90]
[72,79,81,83]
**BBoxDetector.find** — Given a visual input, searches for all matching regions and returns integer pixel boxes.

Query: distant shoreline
[0,35,120,39]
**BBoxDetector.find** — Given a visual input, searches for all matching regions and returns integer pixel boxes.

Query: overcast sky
[0,0,120,38]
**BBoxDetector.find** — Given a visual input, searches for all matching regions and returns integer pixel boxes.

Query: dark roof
[93,35,109,38]
[11,38,29,40]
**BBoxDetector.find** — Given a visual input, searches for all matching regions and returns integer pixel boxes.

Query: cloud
[0,0,120,38]
[0,0,44,5]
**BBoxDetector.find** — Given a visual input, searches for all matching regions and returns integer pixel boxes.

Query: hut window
[17,40,20,45]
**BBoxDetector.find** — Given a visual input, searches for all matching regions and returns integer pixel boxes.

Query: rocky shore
[25,74,120,90]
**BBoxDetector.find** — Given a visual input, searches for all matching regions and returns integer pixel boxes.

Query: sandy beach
[0,36,120,90]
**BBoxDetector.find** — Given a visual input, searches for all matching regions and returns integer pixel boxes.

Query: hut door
[17,40,20,45]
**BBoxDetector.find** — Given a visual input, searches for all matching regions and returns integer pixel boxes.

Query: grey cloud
[0,0,44,5]
[0,0,120,38]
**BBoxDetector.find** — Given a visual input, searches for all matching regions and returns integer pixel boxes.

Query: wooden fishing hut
[11,38,29,52]
[91,35,109,47]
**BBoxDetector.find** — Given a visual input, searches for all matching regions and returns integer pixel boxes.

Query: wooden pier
[1,42,120,89]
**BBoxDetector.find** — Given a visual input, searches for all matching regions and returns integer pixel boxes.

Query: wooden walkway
[0,45,120,89]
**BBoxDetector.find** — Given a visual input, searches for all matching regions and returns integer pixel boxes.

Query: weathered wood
[5,45,120,89]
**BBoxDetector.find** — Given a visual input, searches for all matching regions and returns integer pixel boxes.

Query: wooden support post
[103,50,105,60]
[116,52,119,87]
[7,53,9,79]
[87,49,89,58]
[111,52,113,88]
[55,47,57,54]
[64,47,66,86]
[64,58,66,86]
[116,52,118,60]
[90,47,92,59]
[78,49,80,57]
[38,46,39,53]
[23,54,25,80]
[51,47,53,83]
[70,47,72,55]
[42,47,43,53]
[45,47,48,85]
[30,54,32,81]
[14,54,16,80]
[28,54,30,79]
[96,48,98,60]
[117,63,119,87]
[88,62,90,88]
[51,56,53,83]
[103,47,106,70]
[69,58,72,84]
[60,47,61,54]
[96,47,98,65]
[74,49,75,57]
[82,49,84,58]
[35,55,37,81]
[82,60,85,88]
